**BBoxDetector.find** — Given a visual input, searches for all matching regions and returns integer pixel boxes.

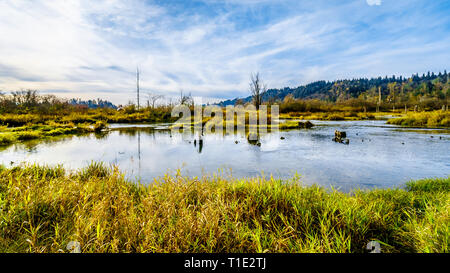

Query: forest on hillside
[220,71,449,111]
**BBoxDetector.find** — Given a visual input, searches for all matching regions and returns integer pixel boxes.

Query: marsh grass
[0,133,15,145]
[0,108,173,146]
[279,111,380,121]
[387,110,450,127]
[0,121,108,147]
[0,164,448,253]
[0,108,176,128]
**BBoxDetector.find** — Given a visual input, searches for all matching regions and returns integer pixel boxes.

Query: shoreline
[2,110,448,147]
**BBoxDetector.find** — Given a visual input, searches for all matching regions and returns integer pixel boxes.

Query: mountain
[69,98,117,109]
[217,71,449,106]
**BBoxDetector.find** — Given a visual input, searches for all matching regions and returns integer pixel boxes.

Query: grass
[0,107,176,127]
[15,131,41,141]
[0,133,15,146]
[0,122,104,146]
[279,121,314,130]
[0,108,447,147]
[0,163,448,253]
[387,110,450,127]
[280,111,387,121]
[405,177,450,192]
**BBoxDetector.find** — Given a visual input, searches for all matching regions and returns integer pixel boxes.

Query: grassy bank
[0,108,176,128]
[387,110,450,127]
[0,121,107,146]
[280,111,375,121]
[0,106,176,146]
[0,164,448,253]
[279,111,404,121]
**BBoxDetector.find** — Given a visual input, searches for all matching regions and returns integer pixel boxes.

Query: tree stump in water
[247,132,260,146]
[335,130,346,139]
[333,130,349,144]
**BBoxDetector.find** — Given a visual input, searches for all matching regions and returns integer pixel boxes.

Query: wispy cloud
[366,0,382,6]
[0,0,448,104]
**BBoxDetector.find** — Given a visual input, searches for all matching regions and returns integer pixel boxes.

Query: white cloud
[0,0,332,103]
[366,0,382,6]
[0,0,448,105]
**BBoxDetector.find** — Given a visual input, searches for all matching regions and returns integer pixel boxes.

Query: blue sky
[0,0,449,104]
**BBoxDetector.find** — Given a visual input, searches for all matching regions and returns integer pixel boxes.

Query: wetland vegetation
[0,74,448,253]
[0,163,448,253]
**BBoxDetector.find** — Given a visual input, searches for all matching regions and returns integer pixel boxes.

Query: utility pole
[136,67,140,111]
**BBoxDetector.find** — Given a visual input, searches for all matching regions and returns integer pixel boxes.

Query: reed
[0,164,447,253]
[387,110,450,127]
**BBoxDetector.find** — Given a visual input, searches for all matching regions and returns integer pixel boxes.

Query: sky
[0,0,449,105]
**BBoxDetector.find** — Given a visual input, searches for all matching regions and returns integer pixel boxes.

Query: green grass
[0,164,448,253]
[15,131,41,141]
[279,121,314,130]
[0,121,110,146]
[387,110,450,127]
[405,177,450,192]
[0,107,176,128]
[280,111,380,121]
[0,133,15,145]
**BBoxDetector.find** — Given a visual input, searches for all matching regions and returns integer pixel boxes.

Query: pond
[0,120,449,191]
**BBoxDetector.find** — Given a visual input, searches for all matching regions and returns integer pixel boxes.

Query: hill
[218,71,449,108]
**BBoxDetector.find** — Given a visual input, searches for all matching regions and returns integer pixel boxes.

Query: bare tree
[147,93,165,108]
[136,67,140,111]
[250,72,266,110]
[234,98,245,106]
[179,90,194,106]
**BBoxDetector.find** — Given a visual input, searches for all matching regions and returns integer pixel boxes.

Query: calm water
[1,120,449,191]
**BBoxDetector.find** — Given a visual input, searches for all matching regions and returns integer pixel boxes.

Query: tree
[179,90,194,106]
[388,82,397,105]
[136,67,140,111]
[147,93,165,108]
[235,98,245,106]
[250,72,266,110]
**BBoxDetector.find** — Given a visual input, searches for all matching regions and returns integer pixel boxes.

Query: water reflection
[0,120,449,191]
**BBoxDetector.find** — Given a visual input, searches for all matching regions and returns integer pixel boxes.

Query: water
[1,120,449,191]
